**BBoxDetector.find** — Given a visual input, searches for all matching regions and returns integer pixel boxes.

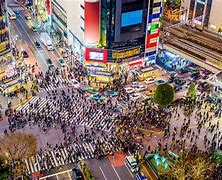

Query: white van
[125,155,139,172]
[40,32,54,51]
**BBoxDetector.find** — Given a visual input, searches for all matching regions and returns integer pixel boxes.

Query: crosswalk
[24,140,120,174]
[38,75,76,92]
[16,96,54,113]
[70,108,117,132]
[11,7,24,11]
[16,96,116,131]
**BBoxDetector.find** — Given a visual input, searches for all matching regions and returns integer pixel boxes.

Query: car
[136,84,147,92]
[132,82,141,88]
[144,77,155,84]
[15,11,20,15]
[104,90,118,97]
[35,41,41,48]
[124,87,134,94]
[85,87,100,94]
[22,51,28,58]
[130,93,141,101]
[47,44,55,51]
[31,26,37,32]
[136,172,148,180]
[58,59,66,67]
[46,58,53,67]
[72,168,83,180]
[90,94,105,101]
[202,70,211,76]
[155,80,168,86]
[197,82,211,92]
[63,53,69,58]
[179,68,189,74]
[25,14,31,20]
[174,78,186,86]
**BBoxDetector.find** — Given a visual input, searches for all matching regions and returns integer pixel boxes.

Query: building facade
[50,0,163,78]
[181,0,222,33]
[0,0,10,56]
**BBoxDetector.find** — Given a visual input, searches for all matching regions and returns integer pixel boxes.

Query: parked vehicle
[197,82,211,92]
[174,78,186,86]
[136,85,147,92]
[144,77,155,84]
[40,32,54,51]
[132,82,141,88]
[125,155,139,172]
[130,93,142,101]
[124,87,134,94]
[8,7,16,20]
[25,14,31,20]
[90,94,105,101]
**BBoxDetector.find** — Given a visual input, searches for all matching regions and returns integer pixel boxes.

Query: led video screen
[121,10,143,27]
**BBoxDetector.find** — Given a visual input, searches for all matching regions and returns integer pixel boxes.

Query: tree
[0,156,9,180]
[0,132,37,177]
[159,151,215,180]
[153,83,174,108]
[187,82,197,99]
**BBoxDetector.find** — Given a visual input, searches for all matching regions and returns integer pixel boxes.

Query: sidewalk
[139,161,158,180]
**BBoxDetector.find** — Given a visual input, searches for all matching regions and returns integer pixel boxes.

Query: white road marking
[39,169,72,180]
[124,162,134,178]
[112,164,121,180]
[99,166,108,180]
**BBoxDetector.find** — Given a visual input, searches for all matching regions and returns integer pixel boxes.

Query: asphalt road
[87,157,134,180]
[8,0,62,74]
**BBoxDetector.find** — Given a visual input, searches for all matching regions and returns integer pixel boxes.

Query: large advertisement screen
[85,48,108,63]
[89,51,104,61]
[121,10,143,27]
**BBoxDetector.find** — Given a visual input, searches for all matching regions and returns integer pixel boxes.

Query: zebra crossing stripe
[51,151,59,167]
[16,96,37,111]
[24,158,31,174]
[29,157,34,174]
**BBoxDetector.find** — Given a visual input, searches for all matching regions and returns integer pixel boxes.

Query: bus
[125,155,139,172]
[7,7,16,20]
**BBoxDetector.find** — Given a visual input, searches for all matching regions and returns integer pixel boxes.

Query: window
[80,4,84,9]
[80,15,84,21]
[80,26,84,32]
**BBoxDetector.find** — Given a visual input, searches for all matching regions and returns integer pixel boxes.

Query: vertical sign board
[84,0,100,45]
[145,0,162,63]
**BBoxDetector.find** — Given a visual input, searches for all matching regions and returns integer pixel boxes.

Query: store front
[0,0,10,56]
[156,50,192,72]
[33,0,51,32]
[51,0,67,44]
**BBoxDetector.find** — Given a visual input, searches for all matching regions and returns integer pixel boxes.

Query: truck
[40,32,54,51]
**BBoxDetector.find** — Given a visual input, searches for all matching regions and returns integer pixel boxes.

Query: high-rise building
[181,0,221,31]
[0,0,10,56]
[51,0,163,81]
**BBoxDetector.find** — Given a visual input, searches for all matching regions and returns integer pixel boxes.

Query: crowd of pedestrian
[2,53,222,175]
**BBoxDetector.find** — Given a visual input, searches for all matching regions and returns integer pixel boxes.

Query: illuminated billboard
[85,48,108,63]
[112,48,140,59]
[89,51,104,61]
[121,10,143,27]
[84,0,100,45]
